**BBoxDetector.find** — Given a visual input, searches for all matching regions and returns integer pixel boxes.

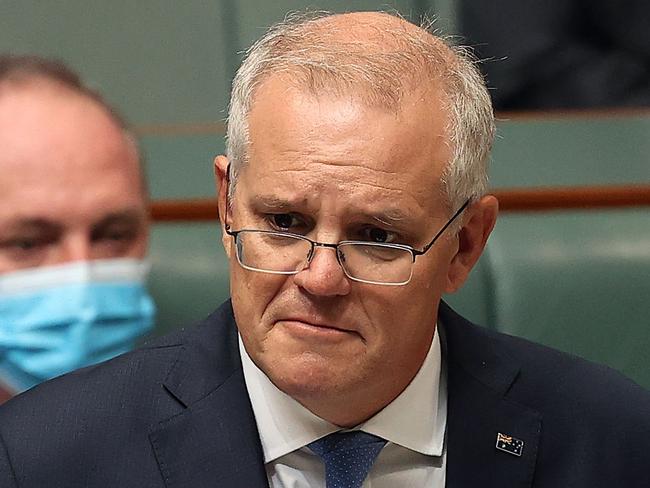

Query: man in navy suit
[0,11,648,488]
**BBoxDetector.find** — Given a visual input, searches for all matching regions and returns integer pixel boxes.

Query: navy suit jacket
[0,300,648,487]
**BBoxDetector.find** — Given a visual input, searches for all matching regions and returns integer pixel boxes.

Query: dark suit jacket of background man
[458,0,650,110]
[0,300,648,487]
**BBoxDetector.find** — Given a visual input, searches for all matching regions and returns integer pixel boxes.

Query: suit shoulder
[441,303,650,424]
[0,334,182,424]
[0,302,236,422]
[484,327,650,431]
[494,327,647,393]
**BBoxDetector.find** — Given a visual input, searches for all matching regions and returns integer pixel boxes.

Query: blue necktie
[308,431,387,488]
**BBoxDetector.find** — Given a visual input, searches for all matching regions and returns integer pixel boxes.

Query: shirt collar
[240,327,446,463]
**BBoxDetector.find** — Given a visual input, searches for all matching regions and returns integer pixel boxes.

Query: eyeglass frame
[222,164,472,285]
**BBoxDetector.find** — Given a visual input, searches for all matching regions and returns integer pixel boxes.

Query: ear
[445,195,498,293]
[214,155,231,257]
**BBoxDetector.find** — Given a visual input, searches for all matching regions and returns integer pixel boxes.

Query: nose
[57,234,92,264]
[293,246,351,297]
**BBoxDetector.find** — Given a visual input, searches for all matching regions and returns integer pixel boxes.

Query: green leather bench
[148,223,230,335]
[445,210,650,388]
[147,207,650,389]
[145,115,650,389]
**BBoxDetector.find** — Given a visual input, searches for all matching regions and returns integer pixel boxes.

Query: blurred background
[2,1,649,387]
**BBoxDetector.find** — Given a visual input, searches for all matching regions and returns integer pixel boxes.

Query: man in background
[0,55,154,402]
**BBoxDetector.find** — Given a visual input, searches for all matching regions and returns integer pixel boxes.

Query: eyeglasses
[224,199,470,286]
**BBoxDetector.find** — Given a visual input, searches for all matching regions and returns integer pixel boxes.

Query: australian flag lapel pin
[496,432,524,457]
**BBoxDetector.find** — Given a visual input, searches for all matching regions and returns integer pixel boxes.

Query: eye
[3,237,47,252]
[267,213,307,232]
[90,222,141,257]
[272,214,293,229]
[0,235,53,264]
[91,224,139,244]
[369,228,388,243]
[97,229,135,243]
[358,227,398,244]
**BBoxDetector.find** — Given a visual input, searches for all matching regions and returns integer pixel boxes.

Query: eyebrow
[367,208,411,225]
[248,194,309,212]
[91,210,146,230]
[0,209,146,237]
[0,218,63,237]
[247,194,417,227]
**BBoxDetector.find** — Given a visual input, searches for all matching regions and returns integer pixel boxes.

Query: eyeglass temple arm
[415,198,472,256]
[224,164,232,232]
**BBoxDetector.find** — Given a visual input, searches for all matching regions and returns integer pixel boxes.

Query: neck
[294,367,419,427]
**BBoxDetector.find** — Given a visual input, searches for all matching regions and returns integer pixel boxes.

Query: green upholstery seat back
[449,210,650,388]
[148,210,650,390]
[489,210,650,387]
[148,223,230,335]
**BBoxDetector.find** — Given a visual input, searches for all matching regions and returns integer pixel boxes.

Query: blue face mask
[0,258,155,394]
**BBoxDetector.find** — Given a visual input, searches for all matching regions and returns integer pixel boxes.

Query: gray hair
[226,11,494,212]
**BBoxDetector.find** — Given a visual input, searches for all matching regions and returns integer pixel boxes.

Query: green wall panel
[1,0,232,125]
[491,116,650,188]
[141,133,225,199]
[231,0,426,55]
[1,1,440,126]
[139,116,650,199]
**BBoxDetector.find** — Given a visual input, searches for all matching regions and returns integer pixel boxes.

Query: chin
[266,353,346,400]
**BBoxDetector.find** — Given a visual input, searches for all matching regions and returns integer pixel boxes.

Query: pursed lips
[278,316,359,335]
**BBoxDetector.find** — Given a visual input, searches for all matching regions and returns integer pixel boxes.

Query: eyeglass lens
[234,231,413,284]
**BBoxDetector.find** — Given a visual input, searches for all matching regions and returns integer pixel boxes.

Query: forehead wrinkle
[251,164,405,195]
[349,178,428,212]
[247,165,429,220]
[262,161,404,185]
[310,161,402,177]
[372,212,407,227]
[249,193,309,210]
[347,198,420,224]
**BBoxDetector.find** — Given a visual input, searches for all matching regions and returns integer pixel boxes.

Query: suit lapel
[148,302,269,488]
[440,302,541,488]
[146,300,542,487]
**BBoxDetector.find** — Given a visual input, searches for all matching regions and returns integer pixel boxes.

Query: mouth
[276,317,361,340]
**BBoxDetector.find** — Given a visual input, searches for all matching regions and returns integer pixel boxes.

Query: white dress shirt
[239,328,447,487]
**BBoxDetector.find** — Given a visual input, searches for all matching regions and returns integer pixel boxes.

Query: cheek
[354,289,437,376]
[412,244,455,293]
[355,289,409,344]
[130,231,149,258]
[371,267,442,329]
[229,265,287,345]
[221,232,232,258]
